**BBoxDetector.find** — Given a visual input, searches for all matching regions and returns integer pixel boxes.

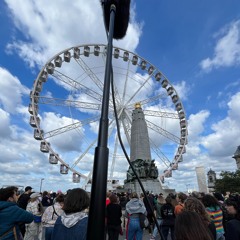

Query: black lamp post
[87,4,116,240]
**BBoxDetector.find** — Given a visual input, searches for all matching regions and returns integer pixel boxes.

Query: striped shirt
[206,206,224,234]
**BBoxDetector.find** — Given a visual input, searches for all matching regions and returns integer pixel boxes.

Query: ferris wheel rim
[29,43,188,184]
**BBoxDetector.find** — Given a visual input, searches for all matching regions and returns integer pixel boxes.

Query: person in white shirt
[24,192,44,240]
[41,194,64,240]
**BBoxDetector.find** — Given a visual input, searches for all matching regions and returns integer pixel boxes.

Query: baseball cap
[25,186,32,191]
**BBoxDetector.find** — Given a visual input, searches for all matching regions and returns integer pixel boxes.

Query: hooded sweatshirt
[125,198,146,217]
[51,211,88,240]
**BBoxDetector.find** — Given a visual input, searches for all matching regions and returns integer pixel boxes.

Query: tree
[214,170,240,194]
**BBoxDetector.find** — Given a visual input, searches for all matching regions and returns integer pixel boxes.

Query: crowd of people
[0,185,240,240]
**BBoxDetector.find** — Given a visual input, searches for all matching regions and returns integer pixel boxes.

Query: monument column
[130,103,151,161]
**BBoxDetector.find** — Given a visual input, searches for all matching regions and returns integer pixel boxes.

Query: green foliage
[214,170,240,194]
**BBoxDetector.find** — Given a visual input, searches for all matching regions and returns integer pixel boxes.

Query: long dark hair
[63,188,90,214]
[175,211,213,240]
[184,197,211,226]
[202,194,220,210]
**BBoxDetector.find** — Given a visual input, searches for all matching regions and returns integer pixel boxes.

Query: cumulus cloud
[5,0,142,68]
[0,67,29,113]
[200,20,240,72]
[1,1,240,193]
[188,110,210,141]
[201,92,240,157]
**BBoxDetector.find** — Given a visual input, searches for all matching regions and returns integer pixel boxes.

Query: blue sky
[0,0,240,193]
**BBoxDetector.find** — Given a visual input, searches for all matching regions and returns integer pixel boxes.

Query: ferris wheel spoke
[37,96,101,110]
[71,118,117,169]
[146,119,180,144]
[144,110,179,119]
[110,80,123,110]
[109,132,119,179]
[124,72,155,106]
[139,93,167,107]
[71,138,98,169]
[149,139,171,168]
[74,57,104,91]
[43,116,99,139]
[121,109,132,144]
[100,49,122,109]
[52,70,102,102]
[121,60,131,105]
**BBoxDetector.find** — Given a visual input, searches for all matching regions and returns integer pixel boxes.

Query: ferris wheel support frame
[87,4,116,240]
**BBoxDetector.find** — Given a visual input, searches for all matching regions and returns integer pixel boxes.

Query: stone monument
[124,103,165,195]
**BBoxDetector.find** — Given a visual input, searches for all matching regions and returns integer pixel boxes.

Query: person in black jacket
[106,194,122,240]
[17,185,33,237]
[161,196,175,240]
[143,191,155,234]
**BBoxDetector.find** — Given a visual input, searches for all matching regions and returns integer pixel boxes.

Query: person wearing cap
[18,186,33,210]
[0,186,34,239]
[225,195,240,240]
[24,192,44,240]
[17,186,33,237]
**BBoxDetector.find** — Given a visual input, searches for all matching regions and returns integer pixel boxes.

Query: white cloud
[201,93,240,157]
[1,1,240,194]
[188,110,210,141]
[200,20,240,72]
[0,67,29,113]
[173,81,190,101]
[5,0,142,68]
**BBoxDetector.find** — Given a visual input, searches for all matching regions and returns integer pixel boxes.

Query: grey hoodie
[126,198,146,215]
[61,212,88,228]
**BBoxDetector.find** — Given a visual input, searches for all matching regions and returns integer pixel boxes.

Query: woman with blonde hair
[184,197,216,240]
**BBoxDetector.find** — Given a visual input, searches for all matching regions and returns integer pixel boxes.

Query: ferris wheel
[29,44,188,187]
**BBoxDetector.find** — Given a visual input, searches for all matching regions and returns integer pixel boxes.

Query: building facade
[207,169,216,193]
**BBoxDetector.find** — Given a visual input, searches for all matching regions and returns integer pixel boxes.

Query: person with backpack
[41,194,64,240]
[125,192,146,240]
